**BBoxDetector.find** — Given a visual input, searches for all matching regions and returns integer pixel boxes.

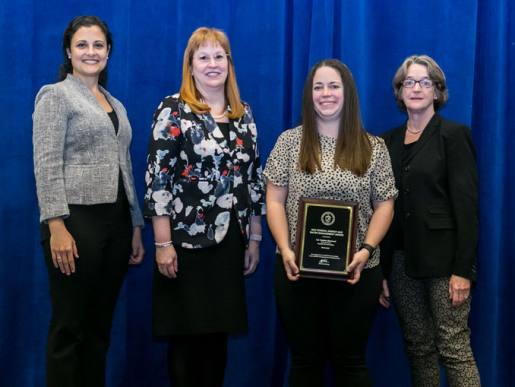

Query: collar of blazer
[395,112,442,166]
[65,74,125,138]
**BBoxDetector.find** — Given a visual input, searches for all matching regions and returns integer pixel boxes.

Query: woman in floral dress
[143,27,266,387]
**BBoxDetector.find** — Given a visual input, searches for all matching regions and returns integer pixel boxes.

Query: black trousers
[167,333,228,387]
[41,198,132,387]
[274,255,383,387]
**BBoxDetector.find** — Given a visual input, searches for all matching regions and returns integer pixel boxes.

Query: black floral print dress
[145,94,266,336]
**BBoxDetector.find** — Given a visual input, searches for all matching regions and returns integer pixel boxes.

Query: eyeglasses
[194,54,229,64]
[401,79,435,88]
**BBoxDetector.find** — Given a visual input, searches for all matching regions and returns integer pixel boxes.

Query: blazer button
[404,188,410,195]
[404,165,411,171]
[404,213,411,219]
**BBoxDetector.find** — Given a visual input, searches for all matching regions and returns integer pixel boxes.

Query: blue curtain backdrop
[1,0,513,385]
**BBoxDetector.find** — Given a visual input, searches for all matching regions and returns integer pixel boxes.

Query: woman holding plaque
[379,55,480,386]
[144,27,266,386]
[264,59,397,386]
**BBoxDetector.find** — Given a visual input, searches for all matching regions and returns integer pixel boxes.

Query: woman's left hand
[244,241,260,275]
[129,226,145,265]
[449,274,470,307]
[379,279,391,308]
[347,249,369,285]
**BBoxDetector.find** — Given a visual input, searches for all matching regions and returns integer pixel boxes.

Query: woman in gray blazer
[33,16,144,387]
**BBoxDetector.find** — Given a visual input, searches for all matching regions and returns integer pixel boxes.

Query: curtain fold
[470,0,515,385]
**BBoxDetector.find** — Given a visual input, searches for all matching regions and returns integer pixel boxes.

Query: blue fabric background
[1,0,513,386]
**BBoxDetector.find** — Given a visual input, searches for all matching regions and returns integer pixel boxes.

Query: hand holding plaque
[294,198,358,281]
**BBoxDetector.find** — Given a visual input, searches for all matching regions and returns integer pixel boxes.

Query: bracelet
[155,241,173,248]
[360,243,375,256]
[249,234,262,242]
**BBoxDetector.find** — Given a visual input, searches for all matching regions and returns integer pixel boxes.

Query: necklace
[406,122,425,134]
[211,111,226,119]
[200,98,227,119]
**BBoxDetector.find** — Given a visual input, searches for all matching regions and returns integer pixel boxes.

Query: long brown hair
[179,27,244,119]
[298,59,372,176]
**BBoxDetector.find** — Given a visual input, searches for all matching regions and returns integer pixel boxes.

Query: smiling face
[191,43,228,95]
[401,63,437,115]
[66,25,110,84]
[312,66,344,124]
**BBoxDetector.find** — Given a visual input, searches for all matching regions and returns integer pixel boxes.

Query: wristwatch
[360,243,375,256]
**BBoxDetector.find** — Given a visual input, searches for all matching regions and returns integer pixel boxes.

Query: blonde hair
[179,27,244,118]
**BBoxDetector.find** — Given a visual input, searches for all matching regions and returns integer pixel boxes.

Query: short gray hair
[393,55,448,112]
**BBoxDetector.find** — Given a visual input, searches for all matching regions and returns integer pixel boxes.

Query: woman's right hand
[156,245,178,279]
[280,247,300,281]
[48,217,79,275]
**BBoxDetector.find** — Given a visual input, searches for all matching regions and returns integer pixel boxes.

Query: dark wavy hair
[58,15,112,87]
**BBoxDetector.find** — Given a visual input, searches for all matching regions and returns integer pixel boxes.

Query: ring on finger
[56,257,62,261]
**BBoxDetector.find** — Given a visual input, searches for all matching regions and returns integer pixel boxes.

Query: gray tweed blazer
[33,74,144,227]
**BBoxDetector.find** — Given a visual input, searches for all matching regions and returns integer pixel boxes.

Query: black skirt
[152,213,248,337]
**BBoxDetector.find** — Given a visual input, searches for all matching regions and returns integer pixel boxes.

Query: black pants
[274,255,382,387]
[167,333,228,387]
[41,198,132,387]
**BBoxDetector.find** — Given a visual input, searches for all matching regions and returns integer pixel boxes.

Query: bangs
[188,29,230,58]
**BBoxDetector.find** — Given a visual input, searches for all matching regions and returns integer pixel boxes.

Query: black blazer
[380,113,478,281]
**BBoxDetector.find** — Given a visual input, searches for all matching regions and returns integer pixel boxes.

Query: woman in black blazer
[380,55,480,386]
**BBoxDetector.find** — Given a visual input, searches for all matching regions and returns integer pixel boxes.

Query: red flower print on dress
[182,165,192,178]
[171,126,180,137]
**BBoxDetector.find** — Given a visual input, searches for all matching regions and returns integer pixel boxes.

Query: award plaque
[294,198,358,281]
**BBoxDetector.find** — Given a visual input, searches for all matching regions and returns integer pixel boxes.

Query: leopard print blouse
[263,126,398,269]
